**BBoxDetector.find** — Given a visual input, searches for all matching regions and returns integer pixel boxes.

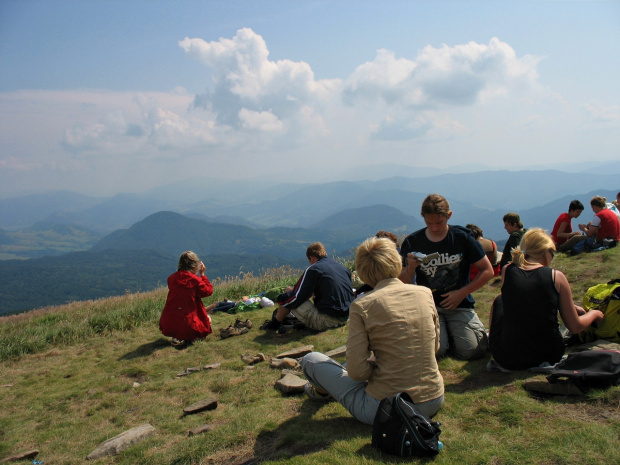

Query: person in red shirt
[159,251,214,345]
[551,200,586,253]
[578,196,620,250]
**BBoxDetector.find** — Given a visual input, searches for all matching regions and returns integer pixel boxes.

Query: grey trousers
[301,352,444,425]
[437,307,488,360]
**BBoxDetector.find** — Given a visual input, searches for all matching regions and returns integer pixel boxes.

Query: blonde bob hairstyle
[510,228,555,268]
[355,237,403,288]
[178,251,200,271]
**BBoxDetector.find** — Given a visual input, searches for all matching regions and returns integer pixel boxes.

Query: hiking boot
[234,318,253,329]
[260,317,281,331]
[303,382,332,402]
[220,325,249,339]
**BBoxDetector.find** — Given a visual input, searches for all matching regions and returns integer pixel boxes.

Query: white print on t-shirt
[420,252,462,278]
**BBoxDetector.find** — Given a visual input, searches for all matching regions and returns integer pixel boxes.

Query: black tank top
[494,265,564,369]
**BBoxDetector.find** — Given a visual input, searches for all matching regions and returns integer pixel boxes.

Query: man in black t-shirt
[400,194,493,360]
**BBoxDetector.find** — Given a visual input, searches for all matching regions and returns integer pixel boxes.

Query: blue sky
[1,0,619,197]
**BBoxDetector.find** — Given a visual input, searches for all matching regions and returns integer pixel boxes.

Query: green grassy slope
[0,248,619,464]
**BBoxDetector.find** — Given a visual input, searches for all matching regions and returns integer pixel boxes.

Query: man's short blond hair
[306,242,328,259]
[355,237,402,288]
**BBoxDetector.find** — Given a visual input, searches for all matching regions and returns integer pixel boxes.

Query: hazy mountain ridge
[2,169,618,235]
[0,203,437,315]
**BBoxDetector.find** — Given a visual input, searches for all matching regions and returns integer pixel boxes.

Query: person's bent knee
[454,346,485,360]
[301,351,328,369]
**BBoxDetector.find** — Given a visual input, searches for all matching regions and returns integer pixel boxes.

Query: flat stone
[325,345,347,358]
[188,424,214,437]
[276,345,314,360]
[241,353,266,365]
[269,357,297,369]
[183,397,218,415]
[203,363,221,370]
[275,373,307,394]
[86,424,155,460]
[1,449,39,462]
[176,367,201,377]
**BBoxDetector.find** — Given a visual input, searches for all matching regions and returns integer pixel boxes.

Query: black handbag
[371,392,442,457]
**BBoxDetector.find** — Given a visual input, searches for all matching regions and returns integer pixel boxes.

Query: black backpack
[547,350,620,390]
[371,392,442,457]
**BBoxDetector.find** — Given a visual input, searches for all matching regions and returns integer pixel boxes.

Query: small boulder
[86,424,155,460]
[188,424,214,437]
[1,449,39,463]
[275,373,307,394]
[270,357,298,369]
[276,345,314,359]
[183,398,218,415]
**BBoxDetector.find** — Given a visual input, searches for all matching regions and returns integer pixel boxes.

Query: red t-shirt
[594,209,620,240]
[551,212,571,245]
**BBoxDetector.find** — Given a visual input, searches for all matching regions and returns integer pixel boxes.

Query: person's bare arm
[555,270,604,332]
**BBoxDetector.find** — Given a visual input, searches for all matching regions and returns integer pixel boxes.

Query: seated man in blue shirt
[264,242,354,331]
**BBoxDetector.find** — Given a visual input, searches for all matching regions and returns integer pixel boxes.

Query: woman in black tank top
[488,229,603,370]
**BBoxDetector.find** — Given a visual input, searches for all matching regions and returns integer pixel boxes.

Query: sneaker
[220,325,249,339]
[260,317,282,331]
[234,318,253,329]
[171,337,185,346]
[303,382,332,402]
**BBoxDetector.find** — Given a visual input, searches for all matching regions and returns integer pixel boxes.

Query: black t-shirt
[400,225,485,308]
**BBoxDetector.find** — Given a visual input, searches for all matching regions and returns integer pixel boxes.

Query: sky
[1,0,619,198]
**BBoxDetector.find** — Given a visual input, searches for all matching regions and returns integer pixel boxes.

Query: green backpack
[580,279,620,343]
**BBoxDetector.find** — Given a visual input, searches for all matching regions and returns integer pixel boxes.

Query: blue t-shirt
[400,225,485,308]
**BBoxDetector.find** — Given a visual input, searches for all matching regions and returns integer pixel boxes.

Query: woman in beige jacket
[301,236,444,424]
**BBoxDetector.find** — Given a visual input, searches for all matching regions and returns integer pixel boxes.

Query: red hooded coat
[159,270,213,341]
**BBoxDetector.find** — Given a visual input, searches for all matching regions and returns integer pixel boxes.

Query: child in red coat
[159,251,213,345]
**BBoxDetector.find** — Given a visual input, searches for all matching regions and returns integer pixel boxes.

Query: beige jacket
[346,278,444,403]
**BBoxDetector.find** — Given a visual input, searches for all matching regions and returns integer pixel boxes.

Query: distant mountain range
[2,168,619,234]
[0,168,617,315]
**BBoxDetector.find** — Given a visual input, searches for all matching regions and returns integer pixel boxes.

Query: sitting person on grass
[300,237,444,424]
[488,229,604,371]
[263,242,354,332]
[399,194,493,360]
[159,251,214,346]
[499,212,527,270]
[550,200,586,253]
[577,195,620,251]
[466,223,500,279]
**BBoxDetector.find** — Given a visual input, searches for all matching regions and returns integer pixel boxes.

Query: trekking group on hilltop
[157,191,620,428]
